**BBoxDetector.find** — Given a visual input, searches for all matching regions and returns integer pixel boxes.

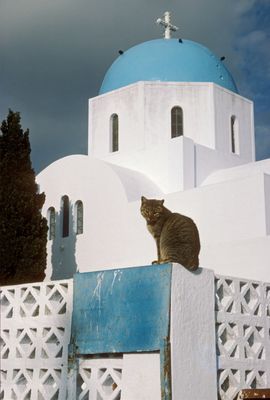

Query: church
[1,12,270,400]
[37,13,269,283]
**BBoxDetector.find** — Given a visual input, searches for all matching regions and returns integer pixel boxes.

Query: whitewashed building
[1,13,269,400]
[37,22,269,283]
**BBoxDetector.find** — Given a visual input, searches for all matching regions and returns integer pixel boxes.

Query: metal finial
[156,11,179,39]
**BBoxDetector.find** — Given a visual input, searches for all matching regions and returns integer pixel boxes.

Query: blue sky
[0,0,269,172]
[233,1,270,160]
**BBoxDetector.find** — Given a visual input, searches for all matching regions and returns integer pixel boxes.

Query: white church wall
[89,82,254,163]
[38,155,269,282]
[213,85,255,161]
[159,172,269,282]
[88,82,201,193]
[195,143,249,186]
[143,82,215,148]
[166,173,267,245]
[88,81,255,194]
[88,83,145,157]
[37,155,163,278]
[202,236,270,282]
[201,158,270,186]
[38,156,130,278]
[88,82,216,157]
[91,135,195,193]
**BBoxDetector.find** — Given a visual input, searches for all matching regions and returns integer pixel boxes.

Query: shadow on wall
[51,204,78,280]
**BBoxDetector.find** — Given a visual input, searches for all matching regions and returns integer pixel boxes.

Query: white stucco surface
[37,78,269,283]
[213,84,255,160]
[121,353,161,400]
[202,158,270,185]
[37,155,163,279]
[170,265,217,400]
[38,152,270,282]
[88,81,254,193]
[89,82,254,157]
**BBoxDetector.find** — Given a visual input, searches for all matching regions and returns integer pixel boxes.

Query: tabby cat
[140,196,200,270]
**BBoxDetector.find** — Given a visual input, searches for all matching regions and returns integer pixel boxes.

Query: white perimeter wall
[2,270,269,400]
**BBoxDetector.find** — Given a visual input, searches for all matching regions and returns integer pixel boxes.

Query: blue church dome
[99,39,238,94]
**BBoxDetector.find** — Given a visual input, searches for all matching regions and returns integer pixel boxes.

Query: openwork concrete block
[215,275,270,400]
[0,279,73,400]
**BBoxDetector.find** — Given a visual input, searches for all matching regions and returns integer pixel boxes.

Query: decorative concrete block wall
[74,357,124,400]
[1,268,269,400]
[215,275,270,400]
[0,280,73,400]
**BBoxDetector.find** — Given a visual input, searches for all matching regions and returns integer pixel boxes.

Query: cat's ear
[141,196,147,203]
[160,199,165,205]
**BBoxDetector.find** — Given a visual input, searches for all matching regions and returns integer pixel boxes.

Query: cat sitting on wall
[140,196,200,271]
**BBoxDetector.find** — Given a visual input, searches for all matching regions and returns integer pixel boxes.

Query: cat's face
[140,196,164,224]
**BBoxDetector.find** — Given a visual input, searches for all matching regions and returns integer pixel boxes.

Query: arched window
[61,195,69,237]
[231,115,239,154]
[171,106,183,138]
[75,200,83,235]
[47,207,56,240]
[110,114,119,152]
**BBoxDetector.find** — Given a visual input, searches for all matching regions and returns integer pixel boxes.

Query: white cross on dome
[156,11,179,39]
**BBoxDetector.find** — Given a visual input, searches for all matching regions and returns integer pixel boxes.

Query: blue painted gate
[69,264,172,399]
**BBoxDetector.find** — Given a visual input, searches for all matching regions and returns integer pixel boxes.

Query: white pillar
[170,264,217,400]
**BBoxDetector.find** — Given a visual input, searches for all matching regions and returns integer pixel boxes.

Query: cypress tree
[0,110,48,285]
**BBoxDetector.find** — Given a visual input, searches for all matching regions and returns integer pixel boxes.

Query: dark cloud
[1,0,269,172]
